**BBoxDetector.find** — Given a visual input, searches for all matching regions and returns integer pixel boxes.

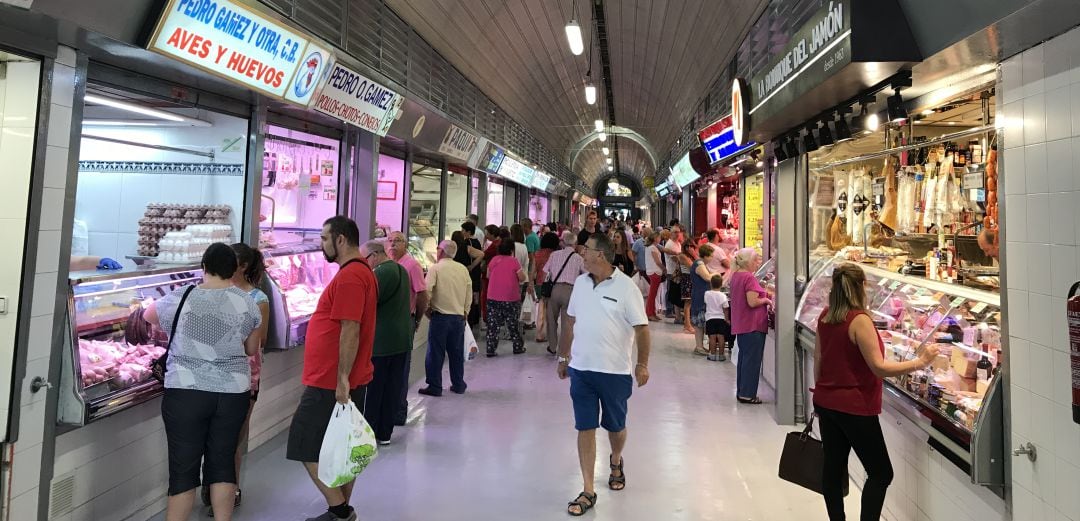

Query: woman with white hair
[728,248,772,404]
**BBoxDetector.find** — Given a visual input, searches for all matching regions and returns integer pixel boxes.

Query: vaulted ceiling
[384,0,768,186]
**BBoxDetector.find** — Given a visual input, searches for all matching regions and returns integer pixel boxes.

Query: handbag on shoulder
[539,252,574,299]
[777,413,849,496]
[150,285,195,383]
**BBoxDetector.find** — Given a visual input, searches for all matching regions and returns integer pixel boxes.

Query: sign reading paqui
[312,63,403,136]
[148,0,332,105]
[438,124,480,161]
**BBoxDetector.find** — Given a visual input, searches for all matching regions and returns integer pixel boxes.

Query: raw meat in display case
[262,246,339,348]
[60,265,203,426]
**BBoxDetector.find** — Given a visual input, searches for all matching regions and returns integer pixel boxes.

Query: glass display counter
[59,265,202,425]
[795,257,1005,488]
[263,245,338,348]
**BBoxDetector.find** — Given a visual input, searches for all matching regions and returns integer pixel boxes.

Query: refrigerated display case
[59,265,203,426]
[263,245,338,348]
[795,257,1005,488]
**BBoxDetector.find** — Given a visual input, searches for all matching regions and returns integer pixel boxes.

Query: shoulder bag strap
[165,285,196,354]
[553,252,575,283]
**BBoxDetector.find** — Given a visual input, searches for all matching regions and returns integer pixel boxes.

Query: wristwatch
[557,356,570,364]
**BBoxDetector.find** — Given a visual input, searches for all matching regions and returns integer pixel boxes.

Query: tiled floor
[151,321,864,520]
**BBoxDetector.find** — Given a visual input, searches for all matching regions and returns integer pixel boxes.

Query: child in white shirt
[704,275,731,362]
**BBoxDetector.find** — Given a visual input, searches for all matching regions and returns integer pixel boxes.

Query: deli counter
[263,245,338,348]
[59,265,202,426]
[795,257,1005,489]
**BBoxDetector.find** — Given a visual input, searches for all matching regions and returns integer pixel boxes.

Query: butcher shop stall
[60,77,252,425]
[791,72,1008,493]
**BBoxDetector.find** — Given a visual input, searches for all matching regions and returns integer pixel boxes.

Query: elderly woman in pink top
[728,248,773,404]
[486,237,528,356]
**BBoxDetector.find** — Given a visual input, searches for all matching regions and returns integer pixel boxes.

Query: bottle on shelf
[976,343,993,382]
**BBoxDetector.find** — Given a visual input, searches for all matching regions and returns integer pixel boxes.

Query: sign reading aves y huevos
[312,63,403,136]
[148,0,331,105]
[438,124,480,161]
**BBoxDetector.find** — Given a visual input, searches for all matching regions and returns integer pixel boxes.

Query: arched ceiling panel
[384,0,768,186]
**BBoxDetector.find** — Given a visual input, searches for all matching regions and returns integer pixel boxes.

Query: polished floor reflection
[153,322,862,520]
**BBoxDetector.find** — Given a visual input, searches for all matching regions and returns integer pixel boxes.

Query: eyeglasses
[365,252,378,261]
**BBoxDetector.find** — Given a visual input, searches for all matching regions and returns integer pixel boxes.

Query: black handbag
[150,285,195,383]
[539,252,574,299]
[777,413,849,496]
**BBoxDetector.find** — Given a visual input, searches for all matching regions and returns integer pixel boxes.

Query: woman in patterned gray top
[145,243,262,521]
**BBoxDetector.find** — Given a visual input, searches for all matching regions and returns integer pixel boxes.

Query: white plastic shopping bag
[632,272,649,297]
[655,280,667,311]
[731,337,740,368]
[464,324,479,361]
[318,400,378,487]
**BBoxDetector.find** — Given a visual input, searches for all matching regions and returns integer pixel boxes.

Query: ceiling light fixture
[606,157,612,164]
[818,118,835,146]
[834,113,853,142]
[585,82,596,105]
[84,94,186,122]
[773,140,789,162]
[802,128,819,153]
[565,20,584,55]
[886,90,908,122]
[607,165,614,171]
[865,110,880,133]
[594,119,604,132]
[598,131,607,141]
[602,147,609,155]
[921,109,935,116]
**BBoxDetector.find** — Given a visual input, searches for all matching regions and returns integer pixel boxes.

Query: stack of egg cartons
[157,231,199,263]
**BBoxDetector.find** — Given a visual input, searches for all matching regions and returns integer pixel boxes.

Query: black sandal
[737,396,763,404]
[513,347,527,354]
[547,345,557,355]
[567,491,597,516]
[608,455,625,490]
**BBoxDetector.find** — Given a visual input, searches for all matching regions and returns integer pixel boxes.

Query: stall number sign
[312,63,403,136]
[149,0,331,105]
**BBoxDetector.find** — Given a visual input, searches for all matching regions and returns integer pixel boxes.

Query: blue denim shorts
[569,367,633,432]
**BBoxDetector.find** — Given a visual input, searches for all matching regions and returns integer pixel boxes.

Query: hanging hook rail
[811,124,996,171]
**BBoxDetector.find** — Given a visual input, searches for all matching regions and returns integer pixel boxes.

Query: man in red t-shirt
[286,216,377,521]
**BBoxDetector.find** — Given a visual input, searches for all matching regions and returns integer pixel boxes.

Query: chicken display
[79,339,165,388]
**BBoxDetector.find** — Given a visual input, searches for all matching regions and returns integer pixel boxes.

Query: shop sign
[148,0,332,104]
[531,171,552,191]
[438,124,480,161]
[642,176,655,190]
[748,0,851,120]
[669,152,700,188]
[654,179,671,197]
[478,142,506,174]
[731,78,750,146]
[495,155,536,187]
[311,63,403,136]
[697,114,757,165]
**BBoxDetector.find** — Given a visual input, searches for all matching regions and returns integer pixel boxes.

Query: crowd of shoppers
[142,209,793,521]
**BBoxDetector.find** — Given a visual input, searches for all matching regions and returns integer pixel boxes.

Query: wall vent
[49,473,76,518]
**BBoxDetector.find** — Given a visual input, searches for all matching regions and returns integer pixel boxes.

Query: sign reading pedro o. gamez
[312,63,404,137]
[148,0,332,106]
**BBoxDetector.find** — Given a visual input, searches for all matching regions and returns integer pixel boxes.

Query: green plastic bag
[318,401,378,487]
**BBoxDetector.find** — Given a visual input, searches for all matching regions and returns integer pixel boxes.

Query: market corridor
[151,324,857,521]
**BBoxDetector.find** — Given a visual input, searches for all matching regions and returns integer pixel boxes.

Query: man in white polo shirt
[556,233,651,516]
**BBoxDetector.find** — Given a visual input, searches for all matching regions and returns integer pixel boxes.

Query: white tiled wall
[3,46,80,521]
[75,110,248,266]
[1000,25,1080,521]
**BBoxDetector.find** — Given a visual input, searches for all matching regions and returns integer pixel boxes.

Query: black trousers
[816,404,894,521]
[162,388,250,495]
[365,352,409,442]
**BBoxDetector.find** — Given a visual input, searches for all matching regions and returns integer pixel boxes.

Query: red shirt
[302,259,378,390]
[812,309,883,416]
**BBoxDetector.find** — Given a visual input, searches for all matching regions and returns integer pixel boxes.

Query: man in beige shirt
[419,240,473,396]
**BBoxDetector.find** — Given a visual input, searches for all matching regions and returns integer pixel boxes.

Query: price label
[890,281,902,290]
[962,172,985,190]
[951,297,966,308]
[971,302,987,314]
[931,291,944,300]
[901,284,914,293]
[879,278,889,287]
